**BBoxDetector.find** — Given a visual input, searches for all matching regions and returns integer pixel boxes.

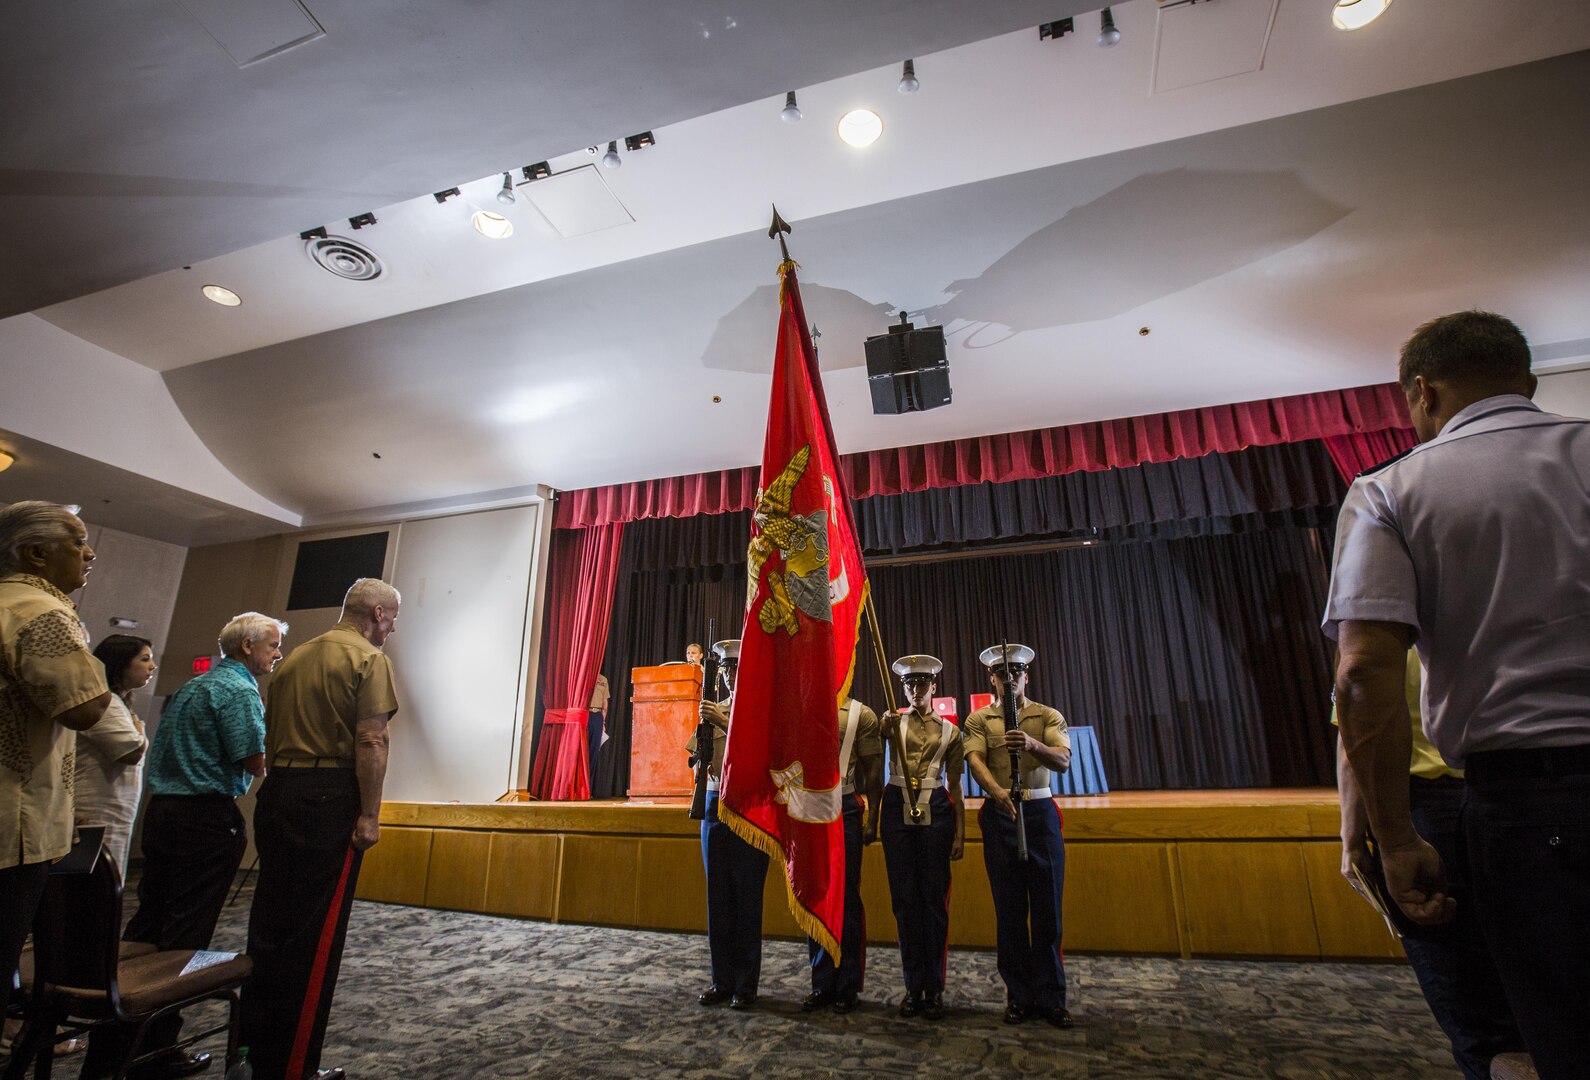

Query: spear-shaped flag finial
[768,204,792,263]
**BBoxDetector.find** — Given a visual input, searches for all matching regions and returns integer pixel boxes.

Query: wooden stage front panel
[357,789,1404,962]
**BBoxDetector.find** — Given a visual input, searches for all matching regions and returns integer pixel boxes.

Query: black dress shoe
[1002,1004,1027,1025]
[128,1050,212,1079]
[729,992,758,1010]
[922,992,945,1021]
[801,989,835,1012]
[832,991,859,1014]
[898,993,921,1018]
[1042,1006,1075,1029]
[698,985,731,1006]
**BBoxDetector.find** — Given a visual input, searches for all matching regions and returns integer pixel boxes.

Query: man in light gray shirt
[1323,310,1590,1079]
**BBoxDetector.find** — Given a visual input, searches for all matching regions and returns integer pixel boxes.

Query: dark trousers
[241,769,363,1080]
[1387,776,1523,1080]
[880,786,954,997]
[700,792,768,998]
[83,794,247,1076]
[980,797,1066,1010]
[807,793,866,996]
[0,860,50,1022]
[1459,752,1590,1080]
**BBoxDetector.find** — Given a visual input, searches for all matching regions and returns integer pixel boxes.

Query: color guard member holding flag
[963,643,1074,1029]
[802,692,883,1014]
[692,640,769,1011]
[718,237,868,982]
[880,654,964,1020]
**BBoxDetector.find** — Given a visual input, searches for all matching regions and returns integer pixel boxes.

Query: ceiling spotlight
[781,91,802,123]
[0,450,14,474]
[898,59,919,94]
[1098,7,1121,47]
[836,108,883,148]
[496,172,516,205]
[1332,0,1393,30]
[601,140,622,170]
[201,284,241,307]
[471,210,514,239]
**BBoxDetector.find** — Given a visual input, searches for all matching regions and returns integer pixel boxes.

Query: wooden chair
[4,856,251,1080]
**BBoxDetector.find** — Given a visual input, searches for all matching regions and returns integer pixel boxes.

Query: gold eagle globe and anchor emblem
[747,444,852,636]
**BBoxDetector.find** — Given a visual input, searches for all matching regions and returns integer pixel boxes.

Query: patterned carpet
[173,873,1460,1080]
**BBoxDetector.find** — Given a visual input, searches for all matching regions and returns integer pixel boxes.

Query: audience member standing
[86,612,286,1079]
[242,578,401,1080]
[76,634,156,874]
[0,502,110,1024]
[1325,310,1590,1077]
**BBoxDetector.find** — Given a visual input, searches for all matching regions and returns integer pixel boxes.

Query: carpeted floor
[172,872,1460,1079]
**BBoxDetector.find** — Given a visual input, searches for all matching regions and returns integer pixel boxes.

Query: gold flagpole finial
[768,204,794,270]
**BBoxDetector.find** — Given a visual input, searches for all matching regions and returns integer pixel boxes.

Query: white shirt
[1323,395,1590,765]
[73,692,146,874]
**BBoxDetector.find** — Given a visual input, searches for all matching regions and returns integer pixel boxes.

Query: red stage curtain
[553,382,1411,528]
[528,521,625,800]
[1322,427,1419,483]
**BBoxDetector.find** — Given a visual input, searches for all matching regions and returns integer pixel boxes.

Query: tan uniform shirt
[838,698,883,790]
[589,674,610,714]
[265,622,399,765]
[963,698,1070,793]
[0,574,108,867]
[889,705,965,789]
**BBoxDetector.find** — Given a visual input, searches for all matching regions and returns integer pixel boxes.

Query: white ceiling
[3,0,1590,539]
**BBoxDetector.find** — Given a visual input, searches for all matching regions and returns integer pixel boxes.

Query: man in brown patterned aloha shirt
[0,501,112,1022]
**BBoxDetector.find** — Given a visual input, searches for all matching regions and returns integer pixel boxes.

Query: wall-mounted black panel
[286,532,388,610]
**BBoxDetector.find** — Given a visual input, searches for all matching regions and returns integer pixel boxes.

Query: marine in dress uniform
[880,655,964,1020]
[692,640,770,1011]
[963,644,1074,1029]
[802,694,883,1014]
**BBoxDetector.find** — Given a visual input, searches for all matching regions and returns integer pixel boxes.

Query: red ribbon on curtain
[553,382,1412,529]
[528,521,625,800]
[1321,427,1419,483]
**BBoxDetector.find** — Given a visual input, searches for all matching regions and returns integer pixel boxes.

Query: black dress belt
[1464,744,1590,784]
[271,756,353,769]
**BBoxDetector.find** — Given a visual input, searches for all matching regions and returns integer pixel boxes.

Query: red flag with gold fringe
[719,258,868,958]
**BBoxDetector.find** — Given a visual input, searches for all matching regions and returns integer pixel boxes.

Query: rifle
[688,618,720,821]
[865,596,922,822]
[999,640,1029,862]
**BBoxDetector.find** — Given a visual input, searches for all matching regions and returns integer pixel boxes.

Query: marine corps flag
[719,257,868,958]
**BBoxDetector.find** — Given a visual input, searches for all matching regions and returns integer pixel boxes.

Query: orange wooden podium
[627,664,704,797]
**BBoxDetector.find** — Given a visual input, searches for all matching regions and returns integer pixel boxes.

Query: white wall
[267,504,544,803]
[74,524,188,722]
[1536,367,1590,419]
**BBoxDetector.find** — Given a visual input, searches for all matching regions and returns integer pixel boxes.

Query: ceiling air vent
[305,235,383,281]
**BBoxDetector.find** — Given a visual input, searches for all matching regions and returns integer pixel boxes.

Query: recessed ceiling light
[1332,0,1392,30]
[201,284,241,306]
[472,210,514,239]
[837,108,883,148]
[0,450,14,474]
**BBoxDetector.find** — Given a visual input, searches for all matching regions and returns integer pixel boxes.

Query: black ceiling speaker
[864,313,951,415]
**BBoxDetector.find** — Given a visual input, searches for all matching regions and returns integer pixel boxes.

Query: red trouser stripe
[285,845,356,1080]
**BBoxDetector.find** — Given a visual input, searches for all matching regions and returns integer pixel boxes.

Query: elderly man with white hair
[242,577,401,1080]
[84,610,287,1079]
[0,501,111,1027]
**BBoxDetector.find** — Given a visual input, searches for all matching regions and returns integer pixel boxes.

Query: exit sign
[192,656,213,674]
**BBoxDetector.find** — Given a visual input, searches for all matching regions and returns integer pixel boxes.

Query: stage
[356,789,1401,962]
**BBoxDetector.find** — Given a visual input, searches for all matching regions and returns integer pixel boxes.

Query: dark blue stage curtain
[588,440,1345,795]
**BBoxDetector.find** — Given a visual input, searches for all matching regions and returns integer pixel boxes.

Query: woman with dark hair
[78,634,156,872]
